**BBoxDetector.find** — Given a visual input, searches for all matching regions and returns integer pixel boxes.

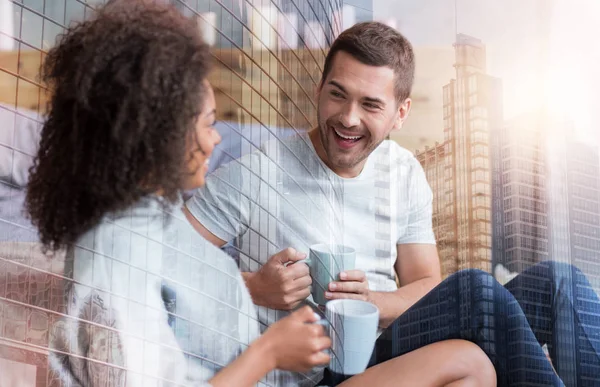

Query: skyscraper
[491,113,549,277]
[491,113,600,291]
[490,113,600,385]
[416,34,502,278]
[415,142,453,275]
[547,136,600,290]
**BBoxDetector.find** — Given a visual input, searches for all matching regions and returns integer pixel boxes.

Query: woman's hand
[209,306,331,387]
[258,305,331,372]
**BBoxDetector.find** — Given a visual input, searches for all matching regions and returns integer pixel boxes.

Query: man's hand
[324,270,370,302]
[245,248,312,310]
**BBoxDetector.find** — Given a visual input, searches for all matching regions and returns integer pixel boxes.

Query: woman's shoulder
[170,205,239,264]
[71,196,246,295]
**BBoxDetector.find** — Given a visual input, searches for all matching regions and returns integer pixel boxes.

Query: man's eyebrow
[328,80,347,94]
[329,80,385,106]
[364,96,385,105]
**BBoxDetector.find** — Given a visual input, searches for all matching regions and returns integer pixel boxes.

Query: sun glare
[541,0,600,145]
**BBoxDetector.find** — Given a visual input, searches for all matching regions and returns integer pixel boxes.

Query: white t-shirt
[186,132,436,386]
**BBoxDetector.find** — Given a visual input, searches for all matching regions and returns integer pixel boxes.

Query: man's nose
[338,102,361,128]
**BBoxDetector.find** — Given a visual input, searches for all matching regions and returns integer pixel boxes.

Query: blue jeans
[321,261,600,386]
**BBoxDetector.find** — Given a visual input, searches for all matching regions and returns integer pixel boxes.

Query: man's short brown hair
[321,22,415,102]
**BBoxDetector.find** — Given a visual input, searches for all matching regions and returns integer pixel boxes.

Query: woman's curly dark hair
[26,0,211,250]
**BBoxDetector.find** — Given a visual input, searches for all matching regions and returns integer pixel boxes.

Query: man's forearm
[369,276,440,329]
[241,271,262,306]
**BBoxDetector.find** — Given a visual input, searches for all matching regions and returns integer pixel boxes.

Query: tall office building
[415,142,453,275]
[445,34,503,275]
[491,114,600,385]
[416,34,502,278]
[491,114,600,289]
[545,129,600,384]
[547,136,600,289]
[489,115,560,383]
[491,114,549,276]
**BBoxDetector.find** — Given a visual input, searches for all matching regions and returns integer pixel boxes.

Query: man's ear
[392,98,412,131]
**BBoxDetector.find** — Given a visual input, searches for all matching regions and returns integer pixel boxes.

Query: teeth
[334,129,362,140]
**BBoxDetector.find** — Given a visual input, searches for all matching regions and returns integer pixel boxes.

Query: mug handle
[283,257,311,267]
[310,314,331,356]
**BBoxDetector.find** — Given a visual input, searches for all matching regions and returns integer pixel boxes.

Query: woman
[25,1,495,386]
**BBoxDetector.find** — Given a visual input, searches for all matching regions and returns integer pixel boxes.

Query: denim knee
[541,260,585,276]
[447,268,498,286]
[444,268,509,301]
[536,260,574,272]
[532,260,587,285]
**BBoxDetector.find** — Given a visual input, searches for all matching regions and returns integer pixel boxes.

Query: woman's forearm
[208,336,275,387]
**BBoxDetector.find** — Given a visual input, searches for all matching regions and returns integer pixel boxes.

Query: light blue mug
[306,244,356,306]
[326,299,379,375]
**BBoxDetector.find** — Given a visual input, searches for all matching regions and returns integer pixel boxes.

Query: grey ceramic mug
[325,299,379,375]
[304,244,356,306]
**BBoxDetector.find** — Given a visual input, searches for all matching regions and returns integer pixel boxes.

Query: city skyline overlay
[414,33,600,293]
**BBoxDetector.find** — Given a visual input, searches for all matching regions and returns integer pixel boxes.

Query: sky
[374,0,600,146]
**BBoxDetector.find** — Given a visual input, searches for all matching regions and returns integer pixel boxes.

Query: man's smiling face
[314,51,410,178]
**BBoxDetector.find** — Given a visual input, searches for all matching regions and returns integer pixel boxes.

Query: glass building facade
[416,30,600,385]
[0,0,342,384]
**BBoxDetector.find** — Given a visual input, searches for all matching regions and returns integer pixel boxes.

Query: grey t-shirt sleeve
[185,151,262,243]
[397,157,437,245]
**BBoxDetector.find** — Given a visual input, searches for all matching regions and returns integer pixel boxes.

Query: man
[185,23,599,386]
[187,20,440,321]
